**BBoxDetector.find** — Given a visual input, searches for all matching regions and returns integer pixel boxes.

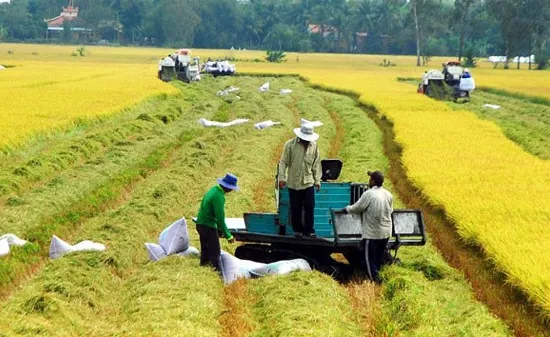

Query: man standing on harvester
[340,170,393,283]
[278,124,322,238]
[196,173,238,273]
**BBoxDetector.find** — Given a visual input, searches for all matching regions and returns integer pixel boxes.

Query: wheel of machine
[343,249,364,268]
[235,244,280,264]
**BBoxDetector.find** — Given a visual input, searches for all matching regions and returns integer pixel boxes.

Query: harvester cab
[231,159,427,279]
[442,61,463,85]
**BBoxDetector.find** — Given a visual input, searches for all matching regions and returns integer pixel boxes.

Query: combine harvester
[158,49,237,82]
[230,160,427,279]
[420,61,475,102]
[202,60,237,77]
[158,49,201,83]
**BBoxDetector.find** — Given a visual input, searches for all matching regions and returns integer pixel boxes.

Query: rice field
[1,43,550,334]
[230,54,550,319]
[0,46,178,151]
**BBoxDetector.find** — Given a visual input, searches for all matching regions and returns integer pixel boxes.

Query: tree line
[0,0,549,65]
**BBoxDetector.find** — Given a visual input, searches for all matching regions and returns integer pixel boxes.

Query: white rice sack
[254,120,281,130]
[238,258,267,272]
[72,240,106,253]
[459,77,476,91]
[199,118,249,128]
[0,238,10,257]
[177,246,200,257]
[259,82,270,92]
[301,118,323,128]
[227,118,249,127]
[0,234,27,246]
[220,251,252,284]
[159,218,190,255]
[49,235,74,259]
[145,243,167,262]
[50,236,106,259]
[250,258,311,277]
[280,89,293,95]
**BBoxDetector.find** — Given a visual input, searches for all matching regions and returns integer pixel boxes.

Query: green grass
[478,86,550,107]
[0,76,512,337]
[0,93,185,197]
[248,272,362,337]
[380,251,511,336]
[119,258,224,337]
[0,84,222,294]
[0,144,170,291]
[0,76,316,336]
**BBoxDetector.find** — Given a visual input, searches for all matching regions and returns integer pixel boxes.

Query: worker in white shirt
[339,170,393,283]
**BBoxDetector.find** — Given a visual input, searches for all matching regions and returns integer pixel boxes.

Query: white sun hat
[294,124,319,142]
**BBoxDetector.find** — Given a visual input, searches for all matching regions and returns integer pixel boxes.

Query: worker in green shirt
[278,124,322,238]
[196,173,238,272]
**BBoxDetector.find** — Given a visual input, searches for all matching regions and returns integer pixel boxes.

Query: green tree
[192,0,237,48]
[1,0,36,40]
[265,50,286,62]
[453,0,479,61]
[486,0,525,68]
[523,0,550,69]
[406,0,448,66]
[143,0,201,47]
[0,25,7,42]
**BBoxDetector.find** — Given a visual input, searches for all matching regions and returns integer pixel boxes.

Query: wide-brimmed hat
[217,173,239,191]
[294,124,319,142]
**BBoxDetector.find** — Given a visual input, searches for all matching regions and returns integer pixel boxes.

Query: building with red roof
[45,0,91,40]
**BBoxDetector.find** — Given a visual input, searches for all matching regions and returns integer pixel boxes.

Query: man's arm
[312,144,322,189]
[213,195,233,240]
[278,141,290,185]
[345,192,370,214]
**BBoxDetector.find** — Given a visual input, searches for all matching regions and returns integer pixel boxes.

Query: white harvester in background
[419,61,475,102]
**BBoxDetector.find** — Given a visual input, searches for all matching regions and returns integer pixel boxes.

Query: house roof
[308,24,338,38]
[45,4,86,29]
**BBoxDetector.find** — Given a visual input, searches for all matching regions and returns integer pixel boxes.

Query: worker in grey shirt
[278,124,322,237]
[340,170,393,283]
